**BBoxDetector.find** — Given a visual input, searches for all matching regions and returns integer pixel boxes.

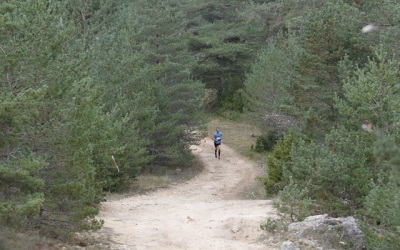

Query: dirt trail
[90,138,278,250]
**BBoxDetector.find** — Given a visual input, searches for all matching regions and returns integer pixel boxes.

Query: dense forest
[0,0,399,248]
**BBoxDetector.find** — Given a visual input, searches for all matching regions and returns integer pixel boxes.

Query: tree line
[0,0,207,238]
[244,1,400,248]
[0,0,399,248]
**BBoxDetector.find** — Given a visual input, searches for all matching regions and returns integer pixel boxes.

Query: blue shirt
[214,131,222,145]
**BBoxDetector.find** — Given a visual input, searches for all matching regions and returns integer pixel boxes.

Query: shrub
[255,129,281,152]
[362,135,400,249]
[284,127,375,216]
[363,178,400,250]
[278,177,312,222]
[261,131,299,195]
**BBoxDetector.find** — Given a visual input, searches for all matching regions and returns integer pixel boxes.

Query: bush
[255,129,281,152]
[283,127,375,217]
[261,131,298,195]
[363,179,400,250]
[278,177,312,222]
[362,135,400,249]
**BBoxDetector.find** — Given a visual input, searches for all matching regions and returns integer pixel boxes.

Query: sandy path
[90,138,278,250]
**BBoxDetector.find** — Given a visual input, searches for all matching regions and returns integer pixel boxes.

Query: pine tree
[244,1,370,138]
[186,0,260,110]
[243,35,302,113]
[0,0,53,231]
[360,0,400,59]
[0,89,47,229]
[0,0,125,237]
[336,52,400,248]
[92,0,206,173]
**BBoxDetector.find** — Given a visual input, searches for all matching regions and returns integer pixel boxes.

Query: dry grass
[208,116,263,157]
[104,156,204,201]
[103,115,266,202]
[208,115,268,200]
[131,174,171,193]
[0,228,68,250]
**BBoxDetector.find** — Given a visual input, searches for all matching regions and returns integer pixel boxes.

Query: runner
[213,128,222,159]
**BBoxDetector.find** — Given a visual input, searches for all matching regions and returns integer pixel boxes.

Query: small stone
[281,241,296,250]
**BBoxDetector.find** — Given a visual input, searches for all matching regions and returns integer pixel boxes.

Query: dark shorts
[214,142,221,147]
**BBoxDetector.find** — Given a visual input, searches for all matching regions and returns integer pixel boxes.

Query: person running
[213,128,222,159]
